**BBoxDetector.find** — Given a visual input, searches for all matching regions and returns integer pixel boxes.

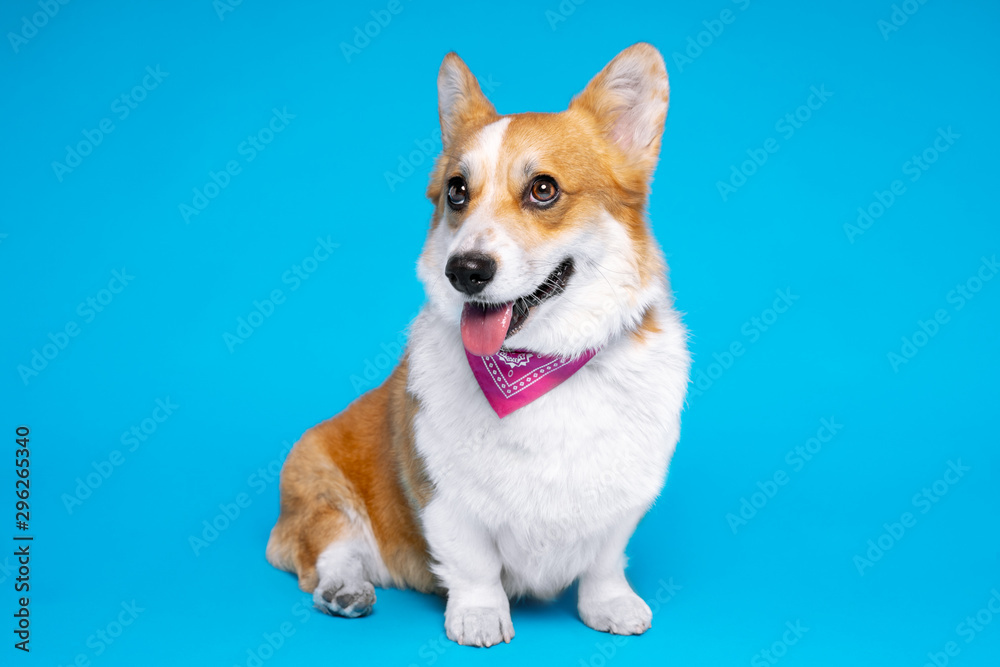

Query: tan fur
[437,52,498,149]
[427,52,499,227]
[629,306,661,344]
[266,358,436,594]
[569,43,669,176]
[427,50,666,287]
[269,44,670,618]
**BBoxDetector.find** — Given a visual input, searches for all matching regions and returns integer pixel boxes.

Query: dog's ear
[438,52,497,149]
[570,43,669,176]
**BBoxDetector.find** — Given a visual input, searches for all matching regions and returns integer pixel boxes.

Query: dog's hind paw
[314,580,376,618]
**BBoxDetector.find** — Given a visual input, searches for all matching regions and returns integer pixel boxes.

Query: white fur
[301,48,686,644]
[408,117,689,645]
[313,508,393,616]
[600,54,669,157]
[418,119,661,359]
[409,294,687,594]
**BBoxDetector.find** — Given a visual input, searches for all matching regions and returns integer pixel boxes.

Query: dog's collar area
[465,345,600,418]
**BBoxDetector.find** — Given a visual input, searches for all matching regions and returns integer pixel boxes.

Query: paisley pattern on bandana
[464,347,599,418]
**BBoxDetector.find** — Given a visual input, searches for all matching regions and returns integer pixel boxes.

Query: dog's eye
[447,177,468,210]
[529,176,559,205]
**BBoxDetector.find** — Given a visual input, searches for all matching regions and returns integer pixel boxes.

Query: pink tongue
[461,302,513,356]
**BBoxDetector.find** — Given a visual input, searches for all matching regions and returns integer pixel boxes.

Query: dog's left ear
[570,43,669,176]
[438,52,497,150]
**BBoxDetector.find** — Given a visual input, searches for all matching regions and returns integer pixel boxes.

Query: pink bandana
[464,348,599,418]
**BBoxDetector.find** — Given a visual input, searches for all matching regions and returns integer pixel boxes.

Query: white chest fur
[407,300,689,597]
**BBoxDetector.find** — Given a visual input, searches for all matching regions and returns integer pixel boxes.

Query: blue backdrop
[2,1,998,665]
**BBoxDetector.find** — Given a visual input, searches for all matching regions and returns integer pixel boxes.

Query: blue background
[2,0,998,665]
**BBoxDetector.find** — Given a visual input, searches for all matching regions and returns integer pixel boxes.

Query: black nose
[445,253,497,295]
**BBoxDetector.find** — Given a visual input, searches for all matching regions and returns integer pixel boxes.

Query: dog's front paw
[579,592,652,636]
[313,579,375,618]
[445,605,514,647]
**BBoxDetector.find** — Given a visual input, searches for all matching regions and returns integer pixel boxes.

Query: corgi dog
[266,42,689,647]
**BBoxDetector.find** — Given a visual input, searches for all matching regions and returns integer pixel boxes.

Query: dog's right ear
[438,53,497,150]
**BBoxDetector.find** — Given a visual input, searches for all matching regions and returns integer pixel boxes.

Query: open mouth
[460,258,574,356]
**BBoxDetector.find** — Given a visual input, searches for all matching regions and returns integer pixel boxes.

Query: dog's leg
[311,525,389,618]
[577,514,652,635]
[266,422,395,619]
[423,498,514,647]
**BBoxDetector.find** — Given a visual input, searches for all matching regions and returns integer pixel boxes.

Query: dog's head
[417,43,670,358]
